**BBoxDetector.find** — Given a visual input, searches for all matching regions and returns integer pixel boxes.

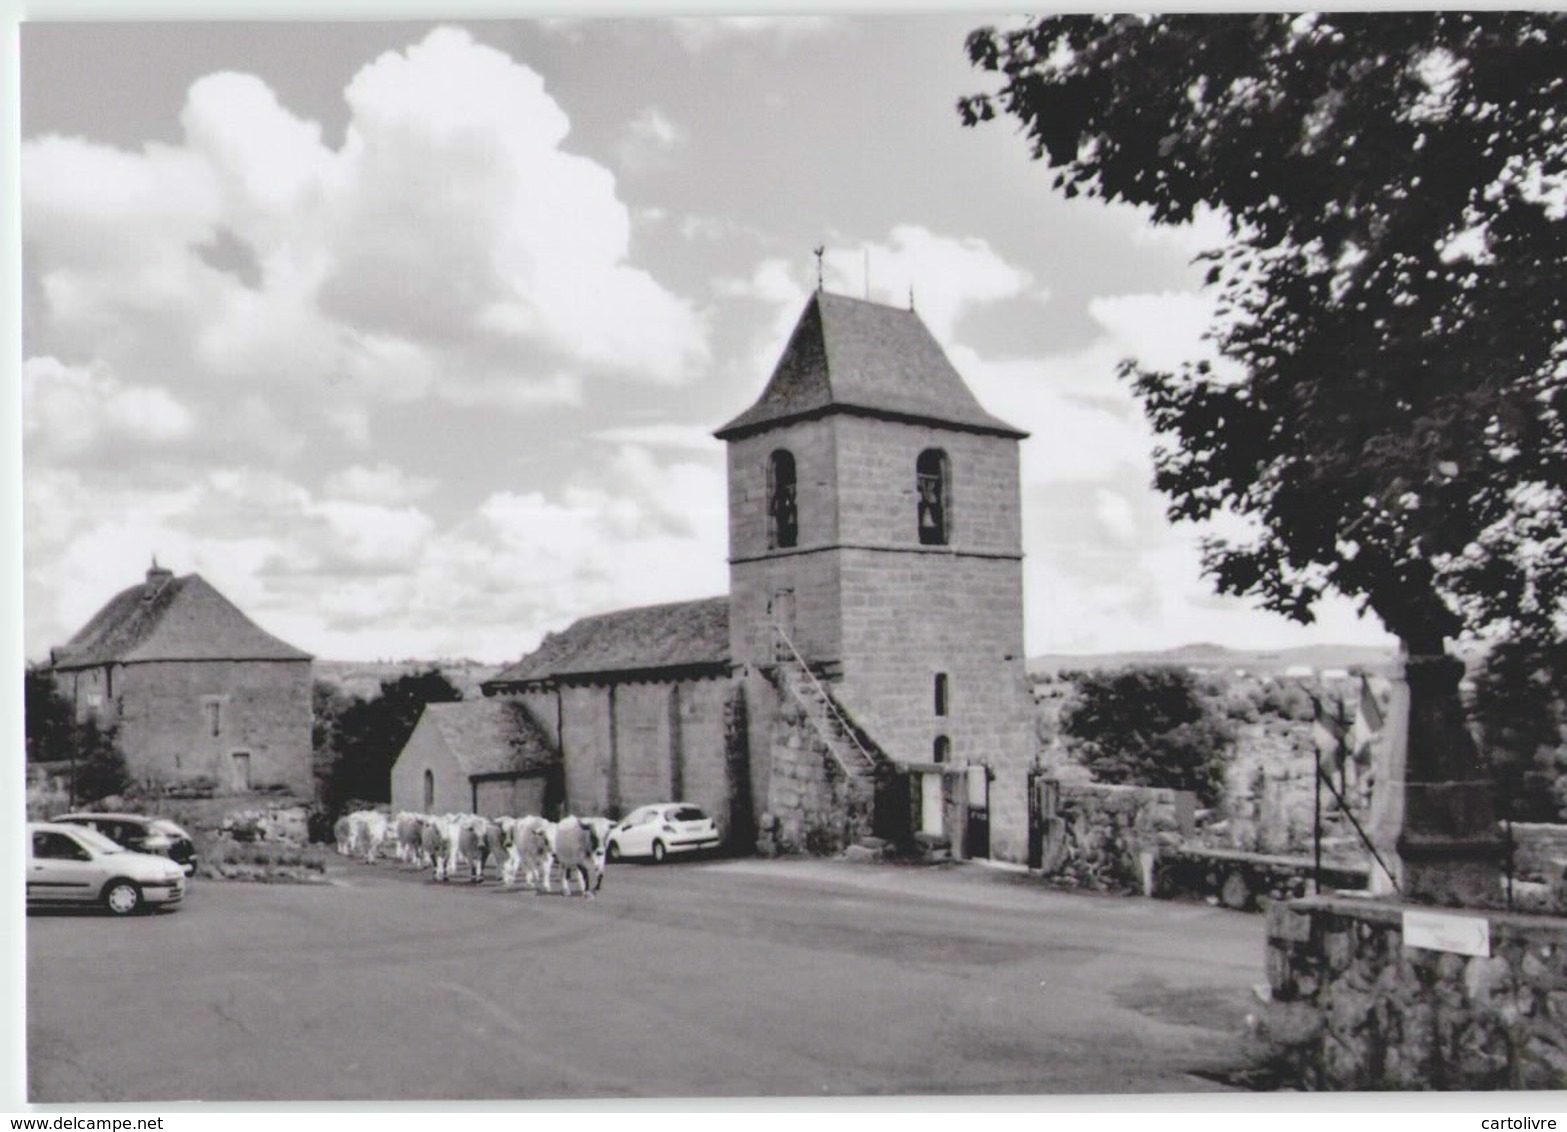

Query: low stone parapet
[1262,895,1567,1089]
[1038,780,1194,893]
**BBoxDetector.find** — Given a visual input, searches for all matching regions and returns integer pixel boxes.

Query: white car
[606,804,721,863]
[27,821,187,915]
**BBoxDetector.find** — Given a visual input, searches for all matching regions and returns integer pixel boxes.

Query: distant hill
[1028,643,1401,679]
[314,659,504,701]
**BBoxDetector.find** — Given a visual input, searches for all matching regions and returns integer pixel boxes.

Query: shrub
[1060,666,1235,806]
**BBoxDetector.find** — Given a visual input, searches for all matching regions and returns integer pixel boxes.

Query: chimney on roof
[144,557,174,601]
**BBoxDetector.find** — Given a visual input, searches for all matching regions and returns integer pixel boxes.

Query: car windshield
[670,807,707,823]
[58,826,124,854]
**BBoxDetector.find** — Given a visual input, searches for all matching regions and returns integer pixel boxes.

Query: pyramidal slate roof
[483,596,730,689]
[417,698,559,778]
[51,568,311,669]
[715,290,1027,440]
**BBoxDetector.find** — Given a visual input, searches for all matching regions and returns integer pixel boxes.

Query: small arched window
[423,769,435,813]
[934,735,951,764]
[917,449,950,545]
[767,449,798,549]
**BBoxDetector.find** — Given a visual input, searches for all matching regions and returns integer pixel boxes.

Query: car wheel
[652,840,667,864]
[607,842,621,863]
[103,879,143,916]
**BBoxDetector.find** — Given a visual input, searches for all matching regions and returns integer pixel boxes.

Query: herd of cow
[333,810,613,897]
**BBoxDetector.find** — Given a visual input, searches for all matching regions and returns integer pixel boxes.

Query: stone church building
[394,290,1037,863]
[49,562,314,795]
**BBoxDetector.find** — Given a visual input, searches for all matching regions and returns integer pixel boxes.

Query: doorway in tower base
[904,764,989,859]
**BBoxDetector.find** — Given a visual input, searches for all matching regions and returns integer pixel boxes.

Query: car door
[29,830,101,905]
[617,808,655,857]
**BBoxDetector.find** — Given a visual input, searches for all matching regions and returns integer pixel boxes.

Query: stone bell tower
[715,289,1036,863]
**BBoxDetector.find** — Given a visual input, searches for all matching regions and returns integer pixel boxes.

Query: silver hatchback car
[26,821,187,915]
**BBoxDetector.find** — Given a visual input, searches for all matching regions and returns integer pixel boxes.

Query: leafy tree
[1060,667,1234,805]
[324,668,462,812]
[960,12,1565,796]
[25,664,131,804]
[1472,638,1567,821]
[72,717,132,804]
[25,663,77,765]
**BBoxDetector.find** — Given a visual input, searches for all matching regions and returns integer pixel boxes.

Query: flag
[1350,674,1385,767]
[1311,691,1348,774]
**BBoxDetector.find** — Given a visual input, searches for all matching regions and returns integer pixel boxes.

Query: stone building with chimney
[48,562,313,796]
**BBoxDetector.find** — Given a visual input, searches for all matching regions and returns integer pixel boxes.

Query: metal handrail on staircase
[770,620,880,778]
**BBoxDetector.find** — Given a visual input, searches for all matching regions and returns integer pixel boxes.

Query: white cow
[548,815,612,898]
[333,815,354,857]
[394,812,427,868]
[420,814,456,882]
[347,810,391,865]
[455,815,505,883]
[504,816,555,890]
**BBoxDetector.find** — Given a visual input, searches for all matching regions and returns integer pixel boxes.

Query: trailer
[1152,845,1370,911]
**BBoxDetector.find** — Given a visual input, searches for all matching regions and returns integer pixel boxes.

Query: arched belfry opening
[767,449,798,549]
[917,448,950,545]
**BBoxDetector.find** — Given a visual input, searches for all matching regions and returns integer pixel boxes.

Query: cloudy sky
[16,12,1399,666]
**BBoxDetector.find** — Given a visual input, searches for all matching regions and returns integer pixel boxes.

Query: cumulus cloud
[619,106,686,173]
[23,357,196,460]
[24,446,729,663]
[322,463,439,506]
[23,26,709,457]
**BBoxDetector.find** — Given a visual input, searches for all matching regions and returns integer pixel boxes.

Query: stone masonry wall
[1041,781,1192,893]
[728,418,842,670]
[830,415,1022,557]
[757,691,874,857]
[553,677,735,835]
[837,548,1034,864]
[559,684,613,815]
[1511,823,1567,882]
[1264,896,1567,1089]
[830,416,1033,864]
[114,659,312,795]
[390,715,472,816]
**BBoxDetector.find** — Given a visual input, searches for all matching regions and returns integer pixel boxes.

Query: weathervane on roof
[909,285,916,312]
[812,245,824,292]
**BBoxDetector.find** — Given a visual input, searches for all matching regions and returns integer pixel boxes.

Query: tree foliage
[25,663,77,765]
[24,664,131,804]
[1059,666,1234,804]
[1472,638,1567,820]
[961,13,1566,660]
[319,667,463,813]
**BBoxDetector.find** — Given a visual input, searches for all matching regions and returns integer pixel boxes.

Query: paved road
[28,857,1267,1102]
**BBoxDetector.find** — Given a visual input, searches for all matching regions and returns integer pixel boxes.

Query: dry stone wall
[1264,896,1567,1089]
[1040,780,1193,893]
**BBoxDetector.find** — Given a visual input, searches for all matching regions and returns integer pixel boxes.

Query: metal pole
[1314,748,1323,896]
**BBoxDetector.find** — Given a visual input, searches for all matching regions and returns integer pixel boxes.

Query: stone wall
[1264,896,1567,1089]
[757,693,873,857]
[728,418,844,669]
[1040,780,1194,893]
[111,659,313,796]
[550,676,737,839]
[1511,823,1567,882]
[389,712,472,815]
